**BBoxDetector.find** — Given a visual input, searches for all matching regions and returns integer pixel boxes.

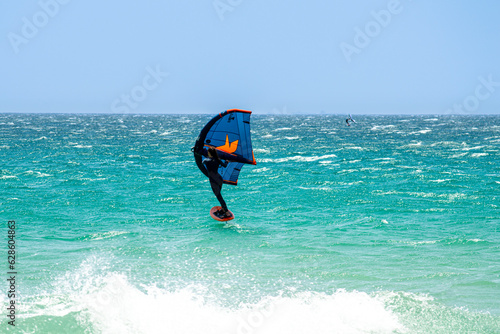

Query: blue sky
[2,0,500,114]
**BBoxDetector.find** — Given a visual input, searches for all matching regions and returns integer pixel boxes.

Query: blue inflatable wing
[193,109,256,185]
[218,162,245,185]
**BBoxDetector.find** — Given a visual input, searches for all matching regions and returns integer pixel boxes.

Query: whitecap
[0,175,17,180]
[462,146,484,151]
[159,131,174,136]
[260,154,337,163]
[451,153,467,158]
[87,231,129,241]
[371,125,395,130]
[298,186,333,191]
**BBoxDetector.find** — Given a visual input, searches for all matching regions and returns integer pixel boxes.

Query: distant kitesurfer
[346,114,355,126]
[203,147,231,219]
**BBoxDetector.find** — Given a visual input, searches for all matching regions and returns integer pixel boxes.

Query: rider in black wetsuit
[203,147,231,218]
[346,114,355,126]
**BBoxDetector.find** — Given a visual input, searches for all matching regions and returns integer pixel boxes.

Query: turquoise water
[1,113,499,333]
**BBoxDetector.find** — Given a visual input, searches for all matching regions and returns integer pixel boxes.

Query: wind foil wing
[218,162,245,185]
[193,109,256,185]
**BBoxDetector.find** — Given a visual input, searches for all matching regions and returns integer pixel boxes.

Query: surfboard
[210,206,234,222]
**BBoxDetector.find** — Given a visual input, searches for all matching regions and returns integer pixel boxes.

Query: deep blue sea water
[0,113,499,333]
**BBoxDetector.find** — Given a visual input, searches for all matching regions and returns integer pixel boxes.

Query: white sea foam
[406,141,422,147]
[462,145,484,151]
[344,146,366,151]
[430,179,451,183]
[159,131,174,136]
[253,167,270,173]
[373,157,396,164]
[0,175,17,180]
[370,125,395,131]
[298,186,333,191]
[414,129,431,134]
[26,258,405,334]
[393,240,439,246]
[260,154,337,163]
[23,171,52,177]
[86,231,129,241]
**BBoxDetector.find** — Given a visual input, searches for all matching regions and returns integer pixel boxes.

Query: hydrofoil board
[210,206,234,222]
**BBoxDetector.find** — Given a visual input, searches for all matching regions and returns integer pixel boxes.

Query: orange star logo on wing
[216,135,238,154]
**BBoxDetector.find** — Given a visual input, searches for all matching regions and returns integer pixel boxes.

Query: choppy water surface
[0,114,499,333]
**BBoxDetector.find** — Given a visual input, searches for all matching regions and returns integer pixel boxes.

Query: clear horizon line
[1,111,499,116]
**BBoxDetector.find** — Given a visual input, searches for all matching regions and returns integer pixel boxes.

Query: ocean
[0,113,499,333]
